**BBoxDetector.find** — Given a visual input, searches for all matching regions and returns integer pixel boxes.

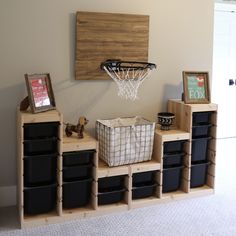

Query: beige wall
[0,0,214,188]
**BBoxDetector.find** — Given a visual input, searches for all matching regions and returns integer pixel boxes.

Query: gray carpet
[0,138,236,236]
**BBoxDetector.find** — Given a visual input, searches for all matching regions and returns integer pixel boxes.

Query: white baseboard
[0,185,16,207]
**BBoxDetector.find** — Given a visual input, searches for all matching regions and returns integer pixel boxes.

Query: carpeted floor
[0,138,236,236]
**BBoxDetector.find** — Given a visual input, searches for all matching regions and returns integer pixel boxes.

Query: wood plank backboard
[75,11,149,80]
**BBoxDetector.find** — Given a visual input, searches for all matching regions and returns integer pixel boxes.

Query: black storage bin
[63,150,95,166]
[98,188,126,205]
[192,124,212,138]
[63,164,92,182]
[63,178,92,209]
[24,122,59,139]
[163,152,184,168]
[24,154,57,187]
[191,162,210,188]
[192,112,212,125]
[24,138,58,155]
[164,141,185,154]
[132,182,157,199]
[98,175,126,191]
[162,166,183,193]
[132,171,156,186]
[24,184,57,215]
[191,137,211,163]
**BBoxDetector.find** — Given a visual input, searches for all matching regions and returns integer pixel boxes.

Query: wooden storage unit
[17,109,99,228]
[96,159,129,211]
[129,148,161,209]
[17,100,217,228]
[153,129,190,200]
[96,156,161,211]
[17,109,63,228]
[62,134,161,216]
[168,99,217,195]
[62,134,98,218]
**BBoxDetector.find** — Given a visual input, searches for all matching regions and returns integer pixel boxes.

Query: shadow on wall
[69,13,76,81]
[52,77,113,138]
[0,82,25,185]
[161,82,183,111]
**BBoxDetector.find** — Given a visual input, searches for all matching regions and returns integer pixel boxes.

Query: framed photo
[182,71,210,104]
[24,73,56,113]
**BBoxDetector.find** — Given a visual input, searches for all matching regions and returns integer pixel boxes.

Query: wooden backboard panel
[75,12,149,80]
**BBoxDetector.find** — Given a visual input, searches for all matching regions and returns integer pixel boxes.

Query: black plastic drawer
[163,152,184,168]
[24,122,59,139]
[98,188,126,205]
[163,141,185,154]
[132,182,157,199]
[192,112,212,125]
[24,184,57,215]
[162,166,183,193]
[98,175,126,192]
[132,171,156,186]
[24,138,58,155]
[63,150,95,166]
[191,137,211,163]
[24,154,57,187]
[63,179,92,209]
[192,124,212,138]
[63,164,92,182]
[191,161,210,188]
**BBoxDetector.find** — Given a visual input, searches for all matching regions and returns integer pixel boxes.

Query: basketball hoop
[101,60,156,101]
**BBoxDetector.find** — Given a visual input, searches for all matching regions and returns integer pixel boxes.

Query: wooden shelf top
[98,159,129,178]
[130,160,161,173]
[18,108,62,123]
[63,133,97,152]
[155,128,190,141]
[97,159,161,178]
[168,99,218,112]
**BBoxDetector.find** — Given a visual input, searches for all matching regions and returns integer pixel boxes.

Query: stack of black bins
[191,112,212,188]
[98,175,126,205]
[23,122,59,215]
[62,150,95,209]
[132,171,158,199]
[162,141,185,193]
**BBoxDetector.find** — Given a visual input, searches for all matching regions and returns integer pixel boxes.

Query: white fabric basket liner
[96,116,155,167]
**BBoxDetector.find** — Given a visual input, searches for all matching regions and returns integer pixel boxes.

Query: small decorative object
[24,73,56,113]
[182,71,210,104]
[157,112,175,131]
[65,116,89,139]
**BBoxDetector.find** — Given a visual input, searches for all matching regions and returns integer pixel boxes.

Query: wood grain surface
[75,11,149,80]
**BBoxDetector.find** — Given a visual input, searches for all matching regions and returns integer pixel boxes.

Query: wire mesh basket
[96,117,155,167]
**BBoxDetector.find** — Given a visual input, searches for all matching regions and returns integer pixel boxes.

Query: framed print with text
[183,71,210,104]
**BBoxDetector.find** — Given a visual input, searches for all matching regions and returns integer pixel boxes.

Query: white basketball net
[103,66,154,101]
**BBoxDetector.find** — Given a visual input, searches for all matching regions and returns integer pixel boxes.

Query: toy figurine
[65,116,89,139]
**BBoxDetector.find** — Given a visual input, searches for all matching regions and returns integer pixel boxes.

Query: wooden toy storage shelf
[17,109,63,228]
[17,100,217,228]
[154,129,190,200]
[168,99,217,196]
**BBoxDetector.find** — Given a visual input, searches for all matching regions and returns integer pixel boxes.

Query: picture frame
[24,73,56,113]
[182,71,211,104]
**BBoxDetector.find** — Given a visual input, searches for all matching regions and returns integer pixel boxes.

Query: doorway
[212,2,236,138]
